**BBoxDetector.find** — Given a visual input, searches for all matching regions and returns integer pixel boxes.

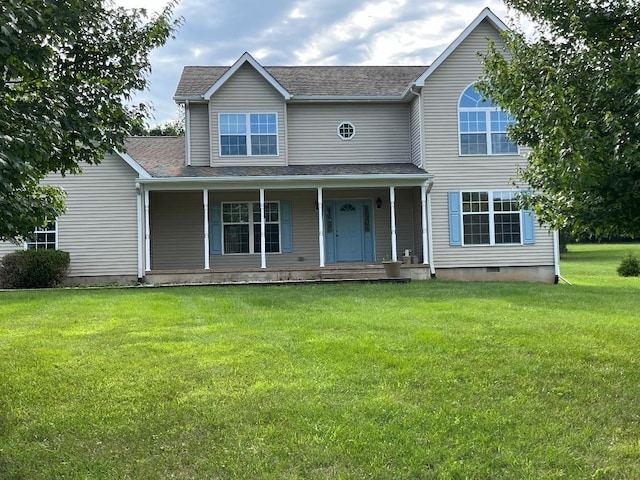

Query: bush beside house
[0,250,70,288]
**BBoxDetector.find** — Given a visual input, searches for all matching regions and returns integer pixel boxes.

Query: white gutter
[138,173,433,189]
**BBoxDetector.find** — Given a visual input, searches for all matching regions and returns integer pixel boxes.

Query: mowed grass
[0,245,638,479]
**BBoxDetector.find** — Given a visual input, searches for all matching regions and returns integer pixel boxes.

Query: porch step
[317,265,416,282]
[319,269,387,280]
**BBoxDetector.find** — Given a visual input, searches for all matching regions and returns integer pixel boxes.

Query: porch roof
[123,137,432,187]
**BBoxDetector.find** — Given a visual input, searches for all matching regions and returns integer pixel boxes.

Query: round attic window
[337,122,355,140]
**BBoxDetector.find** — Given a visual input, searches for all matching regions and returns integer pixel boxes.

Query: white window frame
[337,121,355,140]
[221,201,281,254]
[460,191,523,246]
[24,221,58,250]
[218,113,279,157]
[458,84,518,156]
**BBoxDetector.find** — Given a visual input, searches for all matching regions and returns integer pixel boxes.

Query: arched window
[458,84,517,155]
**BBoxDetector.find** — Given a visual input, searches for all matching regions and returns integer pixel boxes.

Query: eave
[137,173,433,191]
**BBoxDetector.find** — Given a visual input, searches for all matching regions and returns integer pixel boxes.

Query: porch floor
[144,263,431,286]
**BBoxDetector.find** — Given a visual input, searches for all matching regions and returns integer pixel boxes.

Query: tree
[132,106,185,136]
[479,0,640,238]
[0,0,180,242]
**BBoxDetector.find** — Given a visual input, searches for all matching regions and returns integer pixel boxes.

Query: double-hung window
[26,222,57,250]
[222,202,280,254]
[448,191,535,246]
[219,113,278,156]
[459,84,517,155]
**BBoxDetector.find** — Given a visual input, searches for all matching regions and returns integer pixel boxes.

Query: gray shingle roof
[123,137,429,179]
[174,65,428,99]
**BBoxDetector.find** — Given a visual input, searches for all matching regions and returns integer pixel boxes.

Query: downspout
[426,179,436,278]
[135,182,144,281]
[412,86,434,276]
[185,100,191,166]
[552,230,569,284]
[144,189,151,272]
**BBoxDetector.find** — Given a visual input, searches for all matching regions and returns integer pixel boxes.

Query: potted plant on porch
[382,257,402,278]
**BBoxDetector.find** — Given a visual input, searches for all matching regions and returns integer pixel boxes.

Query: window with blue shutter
[280,201,292,253]
[448,192,462,246]
[449,190,536,246]
[209,203,222,254]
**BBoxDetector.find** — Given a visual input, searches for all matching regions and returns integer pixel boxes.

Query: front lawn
[0,244,638,479]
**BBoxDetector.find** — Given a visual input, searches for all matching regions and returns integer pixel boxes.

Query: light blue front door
[336,202,363,261]
[325,200,374,263]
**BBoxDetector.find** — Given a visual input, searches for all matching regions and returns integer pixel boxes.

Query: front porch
[144,262,432,286]
[135,164,436,281]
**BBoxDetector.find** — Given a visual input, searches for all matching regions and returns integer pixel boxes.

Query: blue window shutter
[210,202,222,254]
[448,192,462,246]
[280,201,292,253]
[522,209,535,245]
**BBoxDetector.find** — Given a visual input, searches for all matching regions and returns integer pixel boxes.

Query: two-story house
[0,8,560,285]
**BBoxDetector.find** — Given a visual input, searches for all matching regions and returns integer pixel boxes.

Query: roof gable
[202,52,291,100]
[414,7,508,86]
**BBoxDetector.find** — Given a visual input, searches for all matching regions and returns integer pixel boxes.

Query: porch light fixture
[376,197,382,209]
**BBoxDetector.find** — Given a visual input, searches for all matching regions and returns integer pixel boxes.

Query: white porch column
[144,189,151,272]
[260,188,266,269]
[427,187,436,277]
[317,187,325,267]
[203,189,210,270]
[390,186,397,262]
[136,183,144,279]
[421,185,428,265]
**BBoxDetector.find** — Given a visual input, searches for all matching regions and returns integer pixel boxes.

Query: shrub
[0,249,70,289]
[617,252,640,277]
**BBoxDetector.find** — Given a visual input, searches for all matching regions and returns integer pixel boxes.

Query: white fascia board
[138,173,434,191]
[414,8,509,87]
[289,95,404,103]
[203,52,292,100]
[115,150,152,179]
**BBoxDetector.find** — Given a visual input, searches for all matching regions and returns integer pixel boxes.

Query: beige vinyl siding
[0,241,21,258]
[410,96,422,167]
[287,103,411,165]
[188,102,210,166]
[423,19,554,268]
[149,191,204,270]
[209,63,286,167]
[14,154,138,278]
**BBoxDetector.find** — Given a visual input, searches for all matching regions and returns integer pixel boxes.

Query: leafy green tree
[131,106,185,136]
[0,0,179,241]
[479,0,640,237]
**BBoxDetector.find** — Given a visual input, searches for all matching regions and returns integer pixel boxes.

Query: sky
[114,0,513,126]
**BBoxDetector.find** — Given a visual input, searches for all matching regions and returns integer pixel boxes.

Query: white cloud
[110,0,516,125]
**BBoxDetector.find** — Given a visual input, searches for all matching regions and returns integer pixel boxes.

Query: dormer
[175,53,291,167]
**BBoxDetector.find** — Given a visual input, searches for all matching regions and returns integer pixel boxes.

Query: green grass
[0,244,638,479]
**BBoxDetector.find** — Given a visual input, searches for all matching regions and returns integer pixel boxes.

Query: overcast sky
[114,0,513,126]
